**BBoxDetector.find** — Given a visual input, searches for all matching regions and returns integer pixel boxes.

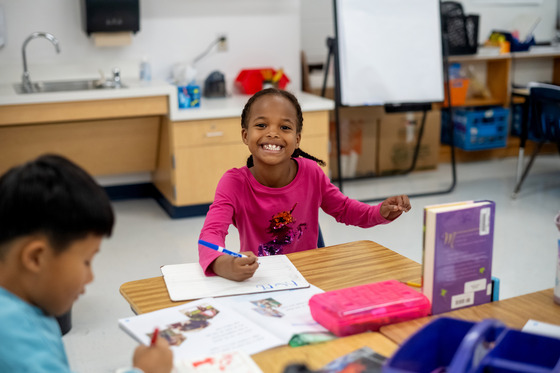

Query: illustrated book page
[118,286,326,361]
[161,255,310,301]
[216,285,328,342]
[174,350,263,373]
[423,200,495,314]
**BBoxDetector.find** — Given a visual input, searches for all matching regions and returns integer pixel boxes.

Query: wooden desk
[119,240,422,314]
[380,288,560,345]
[119,240,420,372]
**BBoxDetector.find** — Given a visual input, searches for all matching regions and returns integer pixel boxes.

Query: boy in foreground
[0,154,172,373]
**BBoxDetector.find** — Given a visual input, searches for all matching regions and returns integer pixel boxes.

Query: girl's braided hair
[240,88,326,168]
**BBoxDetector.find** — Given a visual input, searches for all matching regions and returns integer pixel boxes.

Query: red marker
[150,328,159,346]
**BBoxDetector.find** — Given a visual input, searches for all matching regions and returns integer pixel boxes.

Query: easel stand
[325,2,458,202]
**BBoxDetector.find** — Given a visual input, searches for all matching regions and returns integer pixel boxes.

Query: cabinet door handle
[205,131,224,138]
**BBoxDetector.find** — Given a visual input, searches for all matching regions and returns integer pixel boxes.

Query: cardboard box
[328,106,383,179]
[377,110,441,175]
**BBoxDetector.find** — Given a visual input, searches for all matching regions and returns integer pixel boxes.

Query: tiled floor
[64,155,560,372]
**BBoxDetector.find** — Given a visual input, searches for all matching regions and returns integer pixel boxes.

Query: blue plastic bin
[489,31,535,52]
[383,317,560,373]
[441,107,509,150]
[504,32,535,52]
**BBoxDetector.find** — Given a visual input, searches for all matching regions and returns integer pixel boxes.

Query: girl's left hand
[380,195,411,220]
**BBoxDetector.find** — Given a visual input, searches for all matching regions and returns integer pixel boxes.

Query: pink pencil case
[309,280,430,337]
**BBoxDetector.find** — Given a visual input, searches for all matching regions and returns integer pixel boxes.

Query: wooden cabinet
[172,117,248,206]
[447,48,560,109]
[154,110,330,207]
[0,96,168,176]
[0,91,331,215]
[446,54,512,108]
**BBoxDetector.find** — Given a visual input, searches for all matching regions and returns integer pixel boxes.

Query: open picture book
[118,286,330,361]
[174,350,263,373]
[161,254,310,301]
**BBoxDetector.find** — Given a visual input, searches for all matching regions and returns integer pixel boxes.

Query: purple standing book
[422,200,495,315]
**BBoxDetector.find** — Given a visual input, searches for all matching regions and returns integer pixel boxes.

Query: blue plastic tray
[383,317,560,373]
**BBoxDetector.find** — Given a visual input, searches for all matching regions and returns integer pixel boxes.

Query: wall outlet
[217,34,228,52]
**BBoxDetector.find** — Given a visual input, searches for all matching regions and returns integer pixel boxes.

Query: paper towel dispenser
[81,0,139,35]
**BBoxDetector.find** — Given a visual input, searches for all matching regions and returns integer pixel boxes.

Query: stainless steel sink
[14,79,127,94]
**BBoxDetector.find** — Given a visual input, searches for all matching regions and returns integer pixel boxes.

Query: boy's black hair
[0,154,114,257]
[241,88,326,168]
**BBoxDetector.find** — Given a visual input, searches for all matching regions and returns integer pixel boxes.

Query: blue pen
[198,239,247,258]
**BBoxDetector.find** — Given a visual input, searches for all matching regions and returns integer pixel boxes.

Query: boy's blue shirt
[0,286,72,373]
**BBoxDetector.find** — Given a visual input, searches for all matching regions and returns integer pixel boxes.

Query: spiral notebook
[161,255,310,301]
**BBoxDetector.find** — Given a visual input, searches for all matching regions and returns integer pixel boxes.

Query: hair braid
[292,149,326,166]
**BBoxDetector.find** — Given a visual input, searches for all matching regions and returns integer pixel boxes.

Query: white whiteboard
[335,0,444,106]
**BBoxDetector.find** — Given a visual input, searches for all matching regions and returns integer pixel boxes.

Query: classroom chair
[512,82,560,198]
[56,309,72,335]
[317,226,325,248]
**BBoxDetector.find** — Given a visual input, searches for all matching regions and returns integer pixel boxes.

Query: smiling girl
[198,88,411,281]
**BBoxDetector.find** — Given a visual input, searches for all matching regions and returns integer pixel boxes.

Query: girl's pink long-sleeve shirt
[198,157,391,275]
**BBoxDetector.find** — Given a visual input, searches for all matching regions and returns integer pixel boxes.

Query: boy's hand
[380,195,411,220]
[133,338,173,373]
[212,252,259,281]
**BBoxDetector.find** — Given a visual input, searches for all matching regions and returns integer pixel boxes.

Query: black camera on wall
[81,0,140,35]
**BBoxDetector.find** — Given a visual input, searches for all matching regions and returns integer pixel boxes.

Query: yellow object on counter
[271,68,284,83]
[484,40,510,54]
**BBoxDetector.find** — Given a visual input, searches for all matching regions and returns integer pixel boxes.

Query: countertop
[0,79,176,106]
[449,45,560,62]
[0,78,334,122]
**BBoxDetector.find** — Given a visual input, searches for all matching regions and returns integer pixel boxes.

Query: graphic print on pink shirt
[258,203,307,256]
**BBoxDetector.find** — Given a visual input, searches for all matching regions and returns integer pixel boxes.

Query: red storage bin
[235,68,290,94]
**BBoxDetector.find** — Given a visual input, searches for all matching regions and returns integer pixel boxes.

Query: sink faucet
[21,32,61,93]
[111,67,122,88]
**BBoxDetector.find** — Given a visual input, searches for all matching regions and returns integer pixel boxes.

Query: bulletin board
[334,0,445,106]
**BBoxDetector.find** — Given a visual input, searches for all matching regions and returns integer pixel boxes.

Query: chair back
[317,225,325,248]
[528,84,560,143]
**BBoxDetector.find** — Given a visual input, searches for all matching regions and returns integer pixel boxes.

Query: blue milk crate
[383,317,560,373]
[441,107,509,150]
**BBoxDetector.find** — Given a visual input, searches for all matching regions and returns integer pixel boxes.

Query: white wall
[460,0,557,44]
[300,0,559,64]
[300,0,333,65]
[0,0,301,92]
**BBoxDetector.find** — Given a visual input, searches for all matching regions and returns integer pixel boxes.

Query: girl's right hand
[212,252,259,281]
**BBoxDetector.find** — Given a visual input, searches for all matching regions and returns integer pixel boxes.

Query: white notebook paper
[161,255,310,301]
